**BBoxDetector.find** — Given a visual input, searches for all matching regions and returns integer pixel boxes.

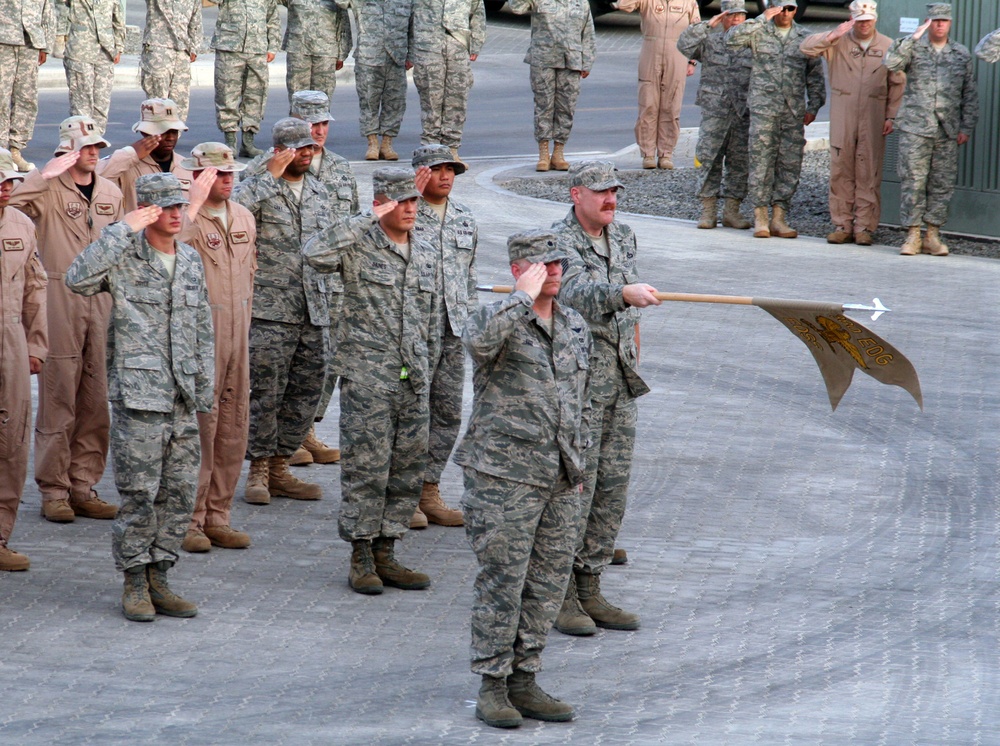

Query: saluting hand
[763,6,783,21]
[829,18,854,41]
[187,167,217,219]
[266,147,296,179]
[133,134,162,160]
[708,11,724,27]
[913,18,932,40]
[124,205,162,233]
[414,165,432,196]
[40,151,80,180]
[514,262,547,301]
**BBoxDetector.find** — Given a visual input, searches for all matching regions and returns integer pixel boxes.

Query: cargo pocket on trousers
[0,401,29,460]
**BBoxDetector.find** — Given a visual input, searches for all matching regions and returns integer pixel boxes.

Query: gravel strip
[498,150,1000,259]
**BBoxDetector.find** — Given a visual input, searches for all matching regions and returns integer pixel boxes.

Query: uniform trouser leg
[829,134,858,231]
[337,379,428,542]
[924,134,958,227]
[769,118,806,211]
[463,468,579,677]
[0,335,31,547]
[355,62,407,138]
[635,61,662,157]
[697,113,730,199]
[0,45,39,151]
[656,49,686,157]
[853,126,886,234]
[530,65,582,144]
[64,58,115,134]
[724,113,751,201]
[748,113,778,208]
[315,296,341,419]
[141,46,192,121]
[246,319,326,460]
[898,130,940,228]
[110,399,200,571]
[215,51,268,134]
[423,332,465,484]
[413,39,472,148]
[574,382,637,575]
[286,52,339,109]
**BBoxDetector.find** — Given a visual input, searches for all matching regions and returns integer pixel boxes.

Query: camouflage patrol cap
[411,143,467,175]
[135,173,190,208]
[180,142,247,172]
[290,90,334,123]
[373,167,421,201]
[770,0,796,7]
[926,2,951,20]
[272,118,316,149]
[55,115,111,155]
[0,148,25,184]
[848,0,877,20]
[507,229,570,264]
[568,160,626,191]
[132,98,189,136]
[719,0,748,15]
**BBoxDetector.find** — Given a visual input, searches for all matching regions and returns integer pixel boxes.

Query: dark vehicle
[695,0,852,21]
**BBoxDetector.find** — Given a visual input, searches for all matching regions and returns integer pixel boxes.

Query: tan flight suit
[800,29,904,233]
[0,205,48,547]
[179,201,256,532]
[97,147,193,213]
[618,0,699,159]
[10,169,122,506]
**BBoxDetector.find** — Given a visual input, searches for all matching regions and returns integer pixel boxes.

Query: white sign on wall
[899,17,919,34]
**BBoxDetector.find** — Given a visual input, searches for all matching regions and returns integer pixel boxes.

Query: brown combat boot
[899,226,922,255]
[753,207,771,238]
[70,489,117,519]
[372,537,430,590]
[410,506,428,529]
[365,134,379,160]
[182,529,211,553]
[642,154,656,169]
[827,228,853,244]
[722,197,751,229]
[854,230,873,246]
[268,455,322,500]
[658,155,674,170]
[419,482,463,526]
[147,561,198,617]
[769,205,798,238]
[204,525,251,549]
[349,540,383,595]
[301,427,340,463]
[122,567,156,622]
[0,545,30,571]
[10,148,34,172]
[450,147,469,169]
[536,140,550,172]
[923,224,949,256]
[507,670,575,722]
[554,573,596,636]
[550,142,569,171]
[379,135,398,161]
[576,571,640,630]
[41,497,75,522]
[611,547,628,565]
[476,675,522,728]
[244,457,271,504]
[288,446,313,466]
[697,197,718,229]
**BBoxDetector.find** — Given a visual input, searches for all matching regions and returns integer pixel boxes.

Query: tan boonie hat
[181,142,247,172]
[373,167,420,202]
[719,0,748,14]
[411,143,467,175]
[507,229,570,264]
[132,98,189,135]
[0,148,24,184]
[135,173,190,208]
[569,160,626,191]
[290,90,334,123]
[55,115,110,155]
[849,0,877,20]
[926,2,951,20]
[272,118,316,149]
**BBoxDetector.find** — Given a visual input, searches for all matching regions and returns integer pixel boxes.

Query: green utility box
[878,0,999,237]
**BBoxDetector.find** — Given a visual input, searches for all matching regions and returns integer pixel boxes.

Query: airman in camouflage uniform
[677,0,753,230]
[507,0,596,172]
[884,3,978,257]
[454,229,590,728]
[65,172,214,622]
[336,0,414,161]
[975,27,1000,64]
[409,144,477,529]
[211,0,281,158]
[280,0,353,106]
[410,0,486,160]
[232,118,335,504]
[303,167,439,597]
[56,0,126,134]
[726,0,825,239]
[0,0,57,171]
[140,0,203,121]
[551,161,662,639]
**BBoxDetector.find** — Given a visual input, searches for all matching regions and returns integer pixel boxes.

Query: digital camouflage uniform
[64,177,215,572]
[0,0,56,152]
[410,0,486,149]
[57,0,126,134]
[453,230,591,678]
[280,0,353,105]
[677,19,752,200]
[726,15,826,210]
[211,0,281,136]
[140,0,203,121]
[337,0,413,139]
[884,34,978,228]
[303,171,440,543]
[508,0,595,145]
[975,27,1000,63]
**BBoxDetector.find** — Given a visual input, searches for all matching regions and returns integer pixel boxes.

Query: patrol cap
[411,143,467,175]
[770,0,796,7]
[568,160,626,191]
[135,172,190,208]
[132,98,189,135]
[849,0,877,20]
[719,0,748,15]
[372,167,421,202]
[290,90,334,124]
[926,2,951,20]
[0,148,24,184]
[181,142,247,172]
[507,229,570,265]
[272,117,316,149]
[55,115,110,155]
